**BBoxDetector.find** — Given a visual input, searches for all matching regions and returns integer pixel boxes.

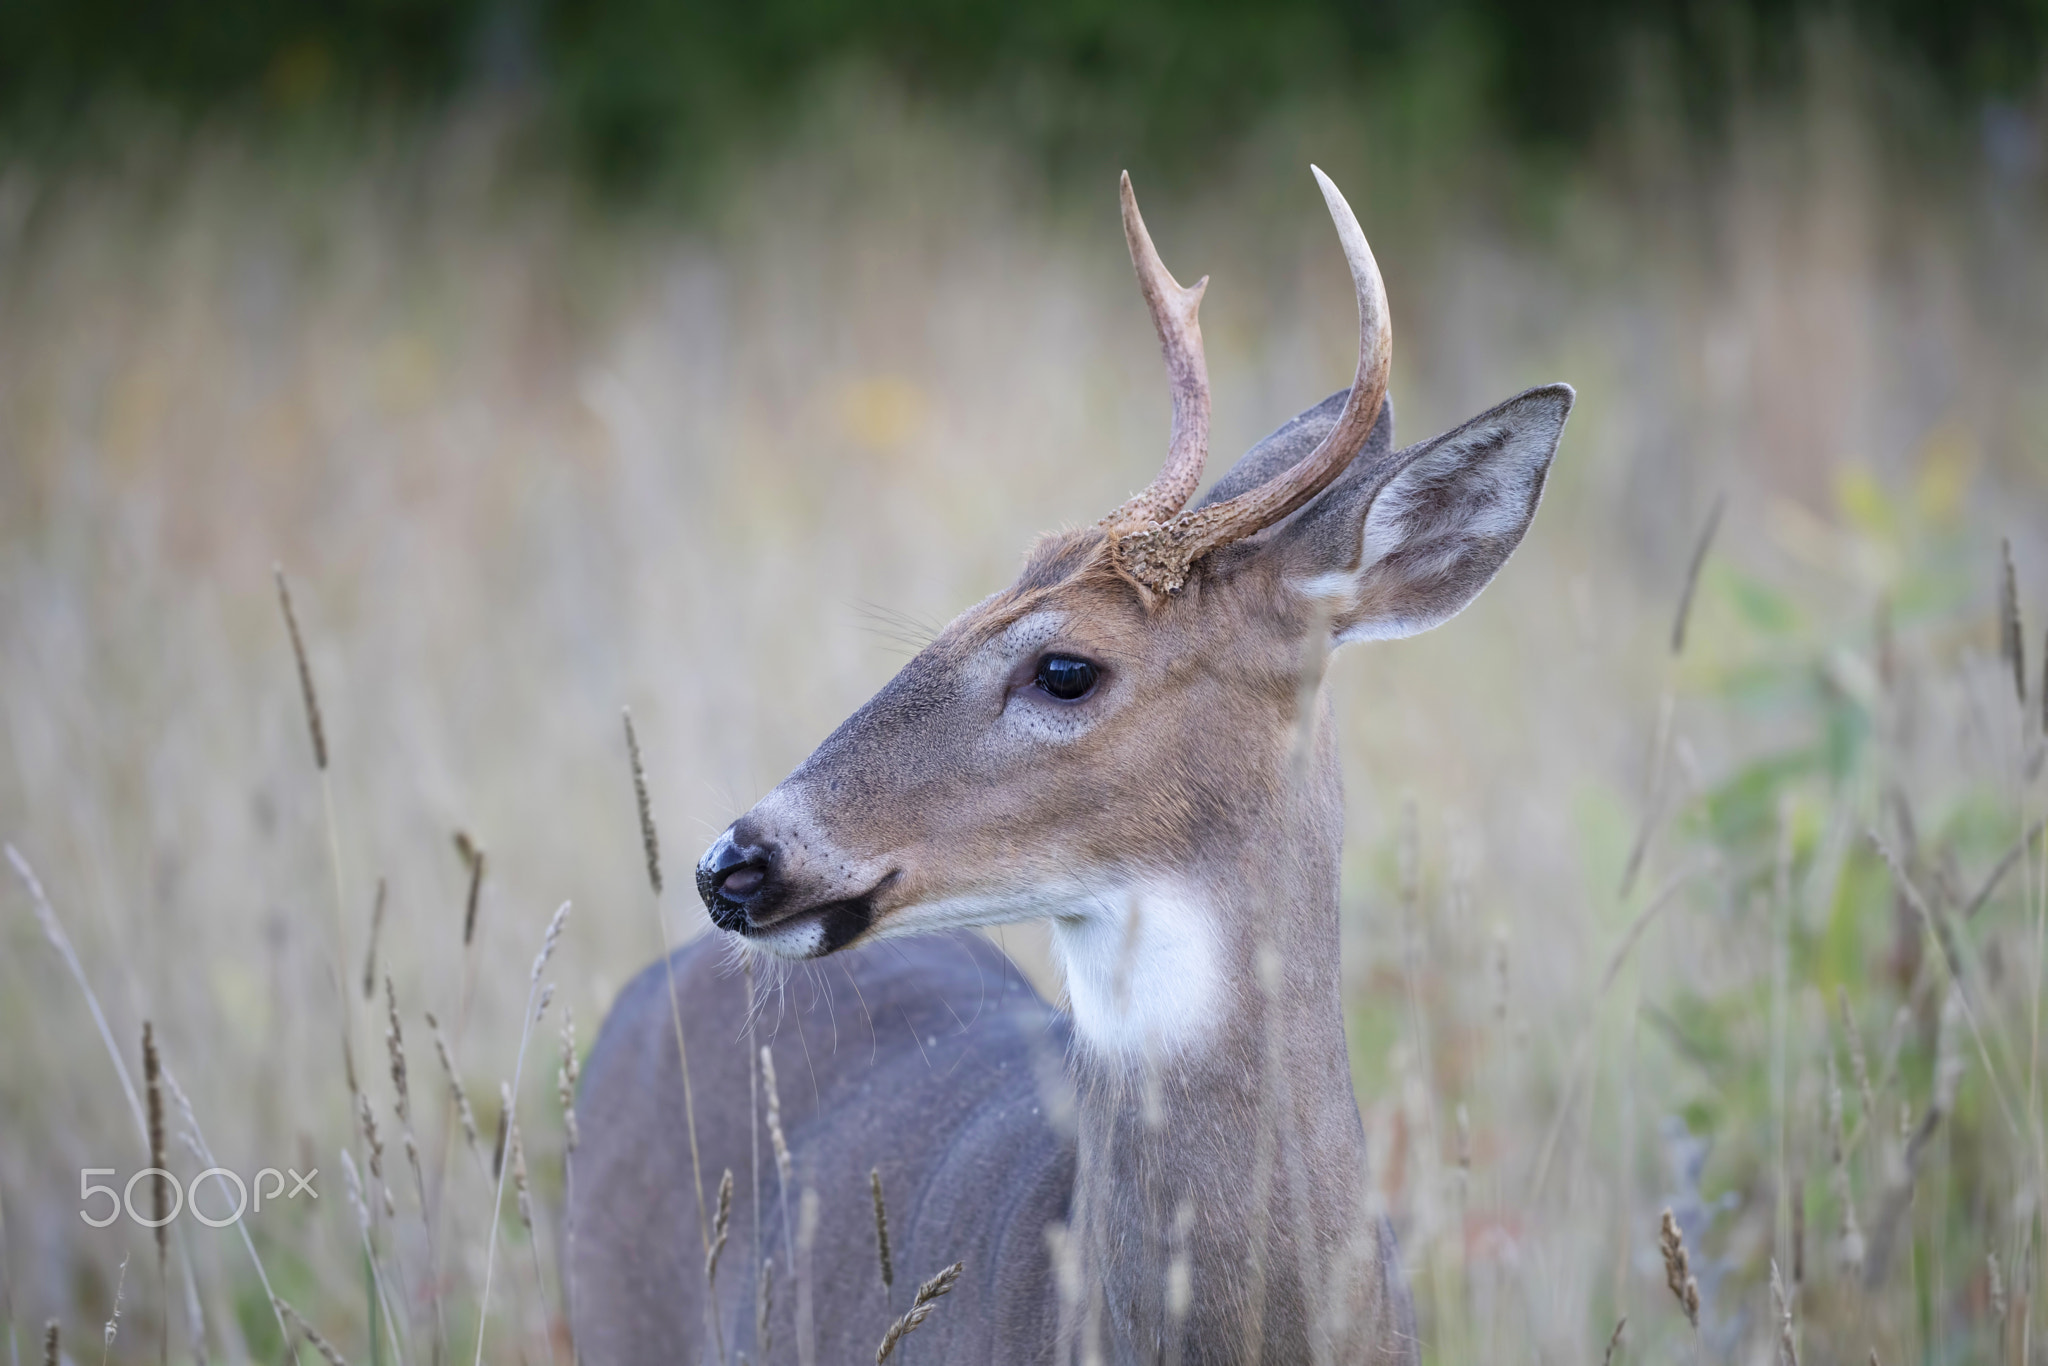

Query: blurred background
[2,2,2046,1362]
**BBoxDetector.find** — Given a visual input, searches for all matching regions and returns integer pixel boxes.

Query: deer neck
[1049,719,1383,1360]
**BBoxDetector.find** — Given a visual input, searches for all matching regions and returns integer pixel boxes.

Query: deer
[570,166,1572,1365]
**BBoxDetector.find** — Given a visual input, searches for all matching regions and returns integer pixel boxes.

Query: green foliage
[4,0,2046,186]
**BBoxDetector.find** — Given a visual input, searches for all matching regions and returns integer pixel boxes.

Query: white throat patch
[1052,882,1224,1059]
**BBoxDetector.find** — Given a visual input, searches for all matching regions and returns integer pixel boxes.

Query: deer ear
[1271,384,1573,642]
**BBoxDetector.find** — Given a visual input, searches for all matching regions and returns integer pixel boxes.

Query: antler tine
[1109,167,1390,596]
[1107,171,1212,531]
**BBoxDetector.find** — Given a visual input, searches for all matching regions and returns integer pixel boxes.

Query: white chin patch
[1052,882,1223,1060]
[750,914,827,960]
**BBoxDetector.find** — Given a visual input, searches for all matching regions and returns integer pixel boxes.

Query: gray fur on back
[570,931,1075,1364]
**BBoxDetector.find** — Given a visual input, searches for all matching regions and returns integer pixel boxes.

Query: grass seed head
[763,1046,793,1185]
[426,1010,480,1158]
[273,566,328,771]
[623,708,663,895]
[1658,1208,1699,1328]
[384,975,410,1127]
[512,1119,533,1233]
[875,1261,963,1364]
[707,1167,733,1283]
[559,1006,580,1153]
[1601,1316,1626,1366]
[273,1294,348,1366]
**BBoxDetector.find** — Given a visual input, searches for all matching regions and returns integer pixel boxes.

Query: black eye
[1034,655,1098,701]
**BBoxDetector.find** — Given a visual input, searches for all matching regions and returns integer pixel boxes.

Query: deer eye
[1034,655,1098,701]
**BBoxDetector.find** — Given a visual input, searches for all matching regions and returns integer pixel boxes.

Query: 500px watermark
[79,1166,317,1228]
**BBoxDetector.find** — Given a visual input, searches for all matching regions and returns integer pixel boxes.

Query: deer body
[571,171,1571,1364]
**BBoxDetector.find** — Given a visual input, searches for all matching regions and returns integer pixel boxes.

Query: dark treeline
[3,0,2043,183]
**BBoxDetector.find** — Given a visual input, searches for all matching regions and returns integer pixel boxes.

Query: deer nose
[696,827,775,929]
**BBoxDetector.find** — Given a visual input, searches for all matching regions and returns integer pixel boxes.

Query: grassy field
[2,68,2046,1364]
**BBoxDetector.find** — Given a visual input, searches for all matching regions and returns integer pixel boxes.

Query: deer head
[697,168,1571,1054]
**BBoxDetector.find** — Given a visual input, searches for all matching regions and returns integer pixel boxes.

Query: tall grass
[1,48,2046,1363]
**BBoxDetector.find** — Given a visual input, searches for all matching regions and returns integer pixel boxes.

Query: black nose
[697,828,775,930]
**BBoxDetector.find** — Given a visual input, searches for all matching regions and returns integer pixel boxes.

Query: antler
[1104,172,1212,531]
[1110,166,1391,596]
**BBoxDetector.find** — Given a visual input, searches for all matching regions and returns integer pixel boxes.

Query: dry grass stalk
[11,850,247,1363]
[273,1295,348,1366]
[1864,985,1965,1287]
[1658,1209,1699,1328]
[558,1004,582,1366]
[384,979,427,1205]
[763,1045,795,1263]
[159,1065,294,1353]
[1837,987,1875,1130]
[708,1169,734,1285]
[385,978,445,1366]
[455,834,486,948]
[142,1023,167,1258]
[8,845,146,1139]
[796,1189,819,1366]
[102,1249,128,1364]
[141,1022,167,1366]
[870,1168,895,1306]
[362,878,388,1000]
[1602,1316,1626,1365]
[339,1151,406,1366]
[473,901,573,1366]
[43,1321,57,1366]
[358,1093,393,1220]
[492,1083,511,1182]
[1826,1054,1866,1275]
[874,1262,963,1364]
[1770,1259,1799,1366]
[558,1007,580,1153]
[617,716,713,1298]
[755,1259,774,1365]
[1999,538,2025,706]
[1791,1185,1805,1289]
[425,1011,481,1165]
[1671,495,1725,655]
[623,708,663,895]
[1962,819,2046,921]
[510,1121,533,1235]
[273,566,327,771]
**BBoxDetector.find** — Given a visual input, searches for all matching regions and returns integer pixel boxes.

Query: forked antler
[1109,166,1392,596]
[1105,172,1212,530]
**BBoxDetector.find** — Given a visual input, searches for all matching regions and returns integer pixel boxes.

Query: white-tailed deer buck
[572,168,1571,1365]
